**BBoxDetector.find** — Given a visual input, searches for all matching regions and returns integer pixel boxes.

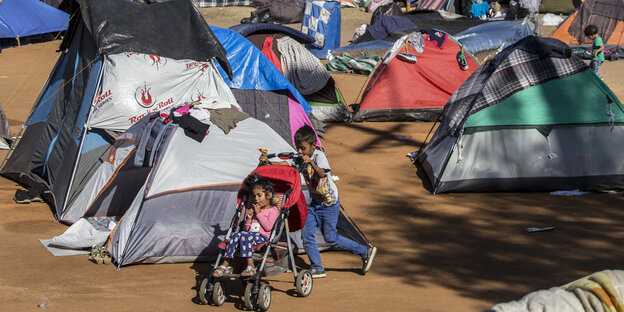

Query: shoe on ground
[13,189,31,204]
[310,268,326,279]
[362,245,377,275]
[241,265,257,277]
[28,188,43,202]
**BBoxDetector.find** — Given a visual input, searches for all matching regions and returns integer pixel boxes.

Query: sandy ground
[0,7,624,312]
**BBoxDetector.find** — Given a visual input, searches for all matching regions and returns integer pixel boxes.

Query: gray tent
[44,106,368,266]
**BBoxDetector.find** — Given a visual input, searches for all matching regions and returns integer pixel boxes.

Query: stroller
[199,162,312,311]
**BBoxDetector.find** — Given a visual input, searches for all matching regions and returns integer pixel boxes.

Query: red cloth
[262,36,283,73]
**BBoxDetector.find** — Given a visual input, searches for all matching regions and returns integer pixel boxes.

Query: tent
[540,0,582,14]
[53,106,294,265]
[354,30,479,122]
[0,0,69,43]
[352,11,488,45]
[209,26,327,144]
[45,106,369,266]
[551,0,624,46]
[0,103,12,149]
[0,0,232,220]
[416,36,624,193]
[229,23,349,122]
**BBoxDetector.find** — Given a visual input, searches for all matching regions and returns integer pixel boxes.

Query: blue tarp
[209,26,312,114]
[0,0,69,39]
[454,20,534,54]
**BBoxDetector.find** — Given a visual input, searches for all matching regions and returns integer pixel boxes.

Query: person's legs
[238,232,256,258]
[224,232,242,259]
[302,203,324,273]
[317,200,367,257]
[591,60,602,78]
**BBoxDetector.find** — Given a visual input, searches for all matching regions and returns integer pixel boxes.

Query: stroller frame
[199,175,313,311]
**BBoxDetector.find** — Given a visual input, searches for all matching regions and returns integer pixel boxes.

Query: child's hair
[243,173,274,198]
[294,125,317,146]
[584,25,598,37]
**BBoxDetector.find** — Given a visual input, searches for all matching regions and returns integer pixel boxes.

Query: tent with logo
[0,0,69,44]
[354,30,479,122]
[551,0,624,46]
[415,36,624,193]
[0,0,233,220]
[228,23,349,122]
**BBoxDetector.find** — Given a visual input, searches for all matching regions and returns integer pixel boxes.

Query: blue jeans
[302,199,367,271]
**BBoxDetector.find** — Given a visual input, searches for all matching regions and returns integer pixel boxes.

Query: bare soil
[0,7,623,312]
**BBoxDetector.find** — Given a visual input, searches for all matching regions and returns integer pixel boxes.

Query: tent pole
[16,35,20,47]
[58,125,88,218]
[0,125,25,168]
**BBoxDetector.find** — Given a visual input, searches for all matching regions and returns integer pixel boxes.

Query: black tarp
[76,0,231,76]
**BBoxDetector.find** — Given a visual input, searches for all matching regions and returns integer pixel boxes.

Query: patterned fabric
[301,1,334,47]
[194,0,251,7]
[277,36,331,95]
[224,231,269,258]
[416,0,448,10]
[426,43,588,149]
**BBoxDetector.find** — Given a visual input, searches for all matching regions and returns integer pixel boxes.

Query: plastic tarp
[76,0,231,76]
[0,0,69,39]
[209,26,312,114]
[455,20,534,54]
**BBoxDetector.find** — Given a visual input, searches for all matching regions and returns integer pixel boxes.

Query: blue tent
[0,0,69,40]
[209,26,312,115]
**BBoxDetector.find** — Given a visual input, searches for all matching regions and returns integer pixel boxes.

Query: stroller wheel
[198,278,212,305]
[244,282,257,311]
[257,284,271,311]
[296,270,313,297]
[212,281,226,306]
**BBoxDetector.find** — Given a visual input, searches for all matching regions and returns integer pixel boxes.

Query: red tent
[354,30,478,122]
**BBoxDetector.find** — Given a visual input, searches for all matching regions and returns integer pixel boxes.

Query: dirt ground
[0,7,623,312]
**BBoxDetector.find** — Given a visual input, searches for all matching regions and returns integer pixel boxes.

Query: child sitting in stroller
[212,173,280,277]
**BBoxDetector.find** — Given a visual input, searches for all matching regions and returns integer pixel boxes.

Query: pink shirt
[244,206,279,238]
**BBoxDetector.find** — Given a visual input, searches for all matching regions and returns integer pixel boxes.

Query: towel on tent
[277,36,330,95]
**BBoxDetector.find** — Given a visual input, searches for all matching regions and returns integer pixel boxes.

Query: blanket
[491,270,624,312]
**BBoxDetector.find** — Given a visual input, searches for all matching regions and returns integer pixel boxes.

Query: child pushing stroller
[199,165,313,311]
[260,125,377,279]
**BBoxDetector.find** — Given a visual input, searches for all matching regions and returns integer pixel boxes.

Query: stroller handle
[266,152,300,160]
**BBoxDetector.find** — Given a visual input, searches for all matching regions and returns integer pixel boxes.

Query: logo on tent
[135,83,157,108]
[185,61,210,72]
[145,54,167,69]
[192,91,206,102]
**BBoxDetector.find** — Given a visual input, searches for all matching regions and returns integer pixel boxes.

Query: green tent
[416,36,624,193]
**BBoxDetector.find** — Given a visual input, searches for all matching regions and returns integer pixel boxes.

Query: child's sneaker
[362,245,377,274]
[310,268,326,279]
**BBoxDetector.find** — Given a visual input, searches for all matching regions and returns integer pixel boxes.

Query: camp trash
[38,297,49,309]
[526,227,555,233]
